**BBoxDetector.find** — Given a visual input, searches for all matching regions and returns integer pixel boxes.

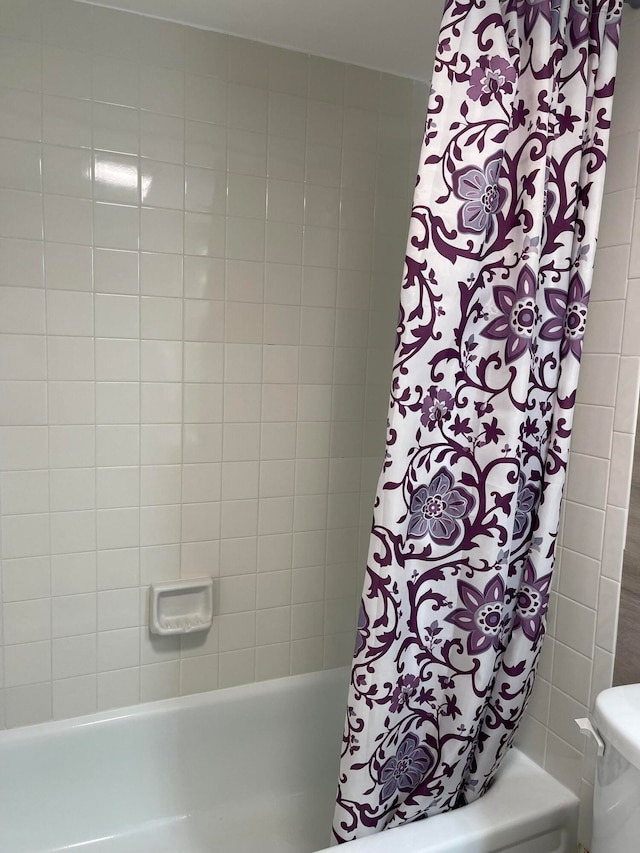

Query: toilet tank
[592,684,640,853]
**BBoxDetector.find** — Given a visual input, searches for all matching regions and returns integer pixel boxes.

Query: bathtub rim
[320,747,579,852]
[0,665,351,744]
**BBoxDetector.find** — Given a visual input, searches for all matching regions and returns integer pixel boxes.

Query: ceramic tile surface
[0,0,425,728]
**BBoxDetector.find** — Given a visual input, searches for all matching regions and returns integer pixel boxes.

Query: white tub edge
[319,748,579,852]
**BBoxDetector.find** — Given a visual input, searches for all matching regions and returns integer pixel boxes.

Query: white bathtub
[0,667,578,853]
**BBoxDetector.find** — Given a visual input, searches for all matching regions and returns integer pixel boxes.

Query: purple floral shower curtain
[333,0,620,843]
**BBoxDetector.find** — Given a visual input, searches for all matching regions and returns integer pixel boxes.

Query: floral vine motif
[482,265,539,363]
[379,734,435,803]
[513,560,551,642]
[446,576,507,655]
[389,674,420,713]
[408,468,475,545]
[420,386,454,430]
[467,56,517,105]
[540,271,589,359]
[452,155,506,239]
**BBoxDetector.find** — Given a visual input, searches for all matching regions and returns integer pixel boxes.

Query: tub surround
[0,0,425,727]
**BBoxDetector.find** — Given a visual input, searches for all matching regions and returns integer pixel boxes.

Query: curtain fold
[333,0,621,842]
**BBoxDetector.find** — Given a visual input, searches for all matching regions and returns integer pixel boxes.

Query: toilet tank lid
[594,684,640,769]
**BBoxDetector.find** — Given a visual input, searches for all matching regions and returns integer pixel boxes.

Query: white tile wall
[514,7,640,849]
[0,0,424,727]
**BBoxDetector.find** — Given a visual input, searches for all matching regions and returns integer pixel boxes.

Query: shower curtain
[333,0,620,842]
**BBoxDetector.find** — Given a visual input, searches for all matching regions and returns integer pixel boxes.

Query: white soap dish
[150,577,213,636]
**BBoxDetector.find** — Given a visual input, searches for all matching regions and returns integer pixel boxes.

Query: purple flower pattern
[482,265,539,363]
[540,271,589,360]
[515,0,554,38]
[605,0,623,45]
[421,386,454,430]
[354,602,369,657]
[453,155,506,239]
[334,0,619,842]
[408,468,475,545]
[514,475,538,539]
[568,0,590,45]
[513,560,551,642]
[467,56,517,105]
[379,734,435,802]
[447,576,507,655]
[390,675,420,713]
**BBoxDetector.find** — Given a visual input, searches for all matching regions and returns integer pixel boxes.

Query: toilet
[591,684,640,853]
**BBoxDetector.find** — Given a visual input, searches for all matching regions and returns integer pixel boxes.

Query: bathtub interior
[0,668,578,853]
[0,668,347,853]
